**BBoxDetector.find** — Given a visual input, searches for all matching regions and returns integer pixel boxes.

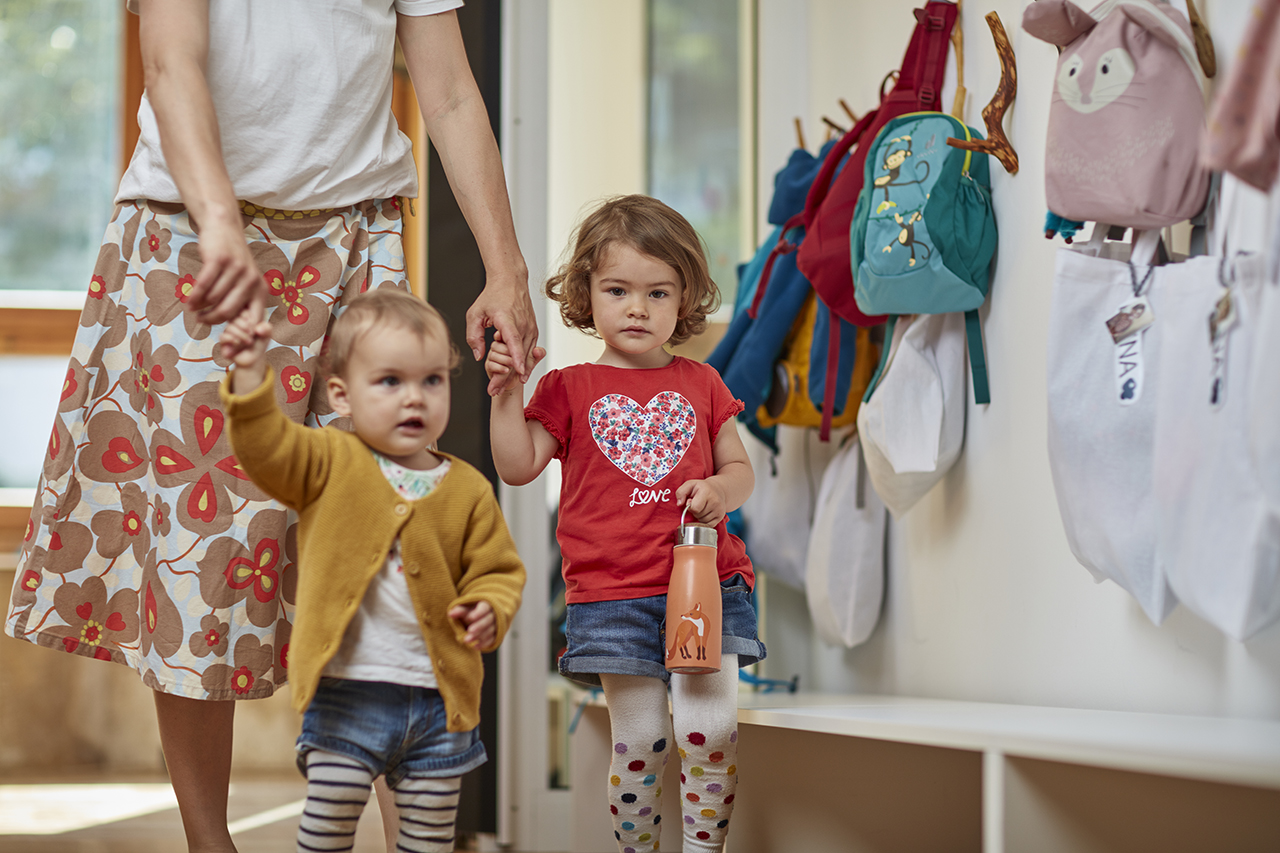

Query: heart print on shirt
[588,392,696,486]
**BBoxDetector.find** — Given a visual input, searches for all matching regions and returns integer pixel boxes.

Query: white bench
[567,691,1280,852]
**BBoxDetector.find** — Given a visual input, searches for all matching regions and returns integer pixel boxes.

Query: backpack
[1022,0,1210,230]
[708,143,834,451]
[755,293,879,432]
[791,1,958,327]
[749,2,958,439]
[851,111,997,404]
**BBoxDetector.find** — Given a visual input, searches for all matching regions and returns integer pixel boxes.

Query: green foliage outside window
[0,1,121,292]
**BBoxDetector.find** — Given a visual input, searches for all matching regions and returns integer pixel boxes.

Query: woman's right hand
[186,209,265,325]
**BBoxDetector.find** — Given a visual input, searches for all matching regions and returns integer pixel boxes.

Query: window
[0,2,123,293]
[647,0,748,309]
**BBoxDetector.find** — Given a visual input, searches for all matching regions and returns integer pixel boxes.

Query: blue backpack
[709,140,868,449]
[850,112,997,403]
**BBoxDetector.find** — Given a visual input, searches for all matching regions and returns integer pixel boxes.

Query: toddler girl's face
[589,243,683,368]
[326,322,451,469]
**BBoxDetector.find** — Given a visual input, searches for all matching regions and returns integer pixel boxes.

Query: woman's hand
[187,210,265,325]
[469,272,540,396]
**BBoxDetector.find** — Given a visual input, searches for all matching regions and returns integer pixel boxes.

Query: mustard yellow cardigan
[220,370,525,730]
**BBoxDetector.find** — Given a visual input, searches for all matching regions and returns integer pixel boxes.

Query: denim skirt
[558,573,766,687]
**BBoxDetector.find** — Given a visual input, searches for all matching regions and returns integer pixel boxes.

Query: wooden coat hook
[821,115,847,136]
[947,11,1019,175]
[794,117,807,152]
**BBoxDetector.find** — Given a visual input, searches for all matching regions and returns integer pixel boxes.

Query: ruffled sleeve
[705,362,745,444]
[524,369,571,460]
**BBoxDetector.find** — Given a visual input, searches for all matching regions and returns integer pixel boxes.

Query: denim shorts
[559,574,766,687]
[296,678,487,786]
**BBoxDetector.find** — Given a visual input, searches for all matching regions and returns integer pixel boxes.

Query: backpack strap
[862,315,900,403]
[965,308,990,405]
[800,109,882,231]
[819,317,842,441]
[748,212,804,319]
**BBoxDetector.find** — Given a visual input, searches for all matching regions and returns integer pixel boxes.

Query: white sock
[390,775,462,852]
[298,751,374,853]
[672,654,739,852]
[599,673,675,852]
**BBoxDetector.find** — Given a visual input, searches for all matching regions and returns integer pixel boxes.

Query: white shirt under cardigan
[323,454,451,688]
[118,0,463,210]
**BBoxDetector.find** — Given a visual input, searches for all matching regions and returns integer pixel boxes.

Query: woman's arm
[675,423,754,527]
[137,0,264,324]
[397,11,538,395]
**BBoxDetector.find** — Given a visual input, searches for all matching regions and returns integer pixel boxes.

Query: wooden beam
[0,308,80,355]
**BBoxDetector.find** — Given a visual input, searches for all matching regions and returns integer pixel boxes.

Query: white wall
[546,0,647,371]
[754,0,1280,722]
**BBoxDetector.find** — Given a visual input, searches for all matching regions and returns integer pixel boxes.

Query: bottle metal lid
[675,523,717,548]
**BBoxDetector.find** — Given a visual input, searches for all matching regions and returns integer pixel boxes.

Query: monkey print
[882,210,932,267]
[872,135,931,214]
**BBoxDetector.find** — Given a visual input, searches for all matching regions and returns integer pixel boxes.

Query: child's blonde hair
[545,195,720,346]
[323,288,461,379]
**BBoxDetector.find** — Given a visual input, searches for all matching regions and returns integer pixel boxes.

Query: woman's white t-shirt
[117,0,463,210]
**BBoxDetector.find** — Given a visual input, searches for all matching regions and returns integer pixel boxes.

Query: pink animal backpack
[1023,0,1210,230]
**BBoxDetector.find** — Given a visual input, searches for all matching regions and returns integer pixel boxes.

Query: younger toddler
[220,288,525,853]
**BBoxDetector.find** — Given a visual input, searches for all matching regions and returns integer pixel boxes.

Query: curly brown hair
[545,195,720,346]
[322,288,460,379]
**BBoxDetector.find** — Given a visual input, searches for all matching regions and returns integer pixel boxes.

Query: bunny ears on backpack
[1023,0,1215,77]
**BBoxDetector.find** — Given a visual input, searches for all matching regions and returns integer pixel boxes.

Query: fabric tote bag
[857,312,967,518]
[739,425,845,590]
[1046,229,1177,624]
[1248,252,1280,508]
[1152,252,1280,640]
[805,433,887,648]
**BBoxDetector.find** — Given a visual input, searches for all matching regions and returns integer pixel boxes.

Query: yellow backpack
[757,292,881,431]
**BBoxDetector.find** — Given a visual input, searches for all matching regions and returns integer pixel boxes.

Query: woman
[4,1,536,850]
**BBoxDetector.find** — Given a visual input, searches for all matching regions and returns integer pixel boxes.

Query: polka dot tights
[600,655,739,853]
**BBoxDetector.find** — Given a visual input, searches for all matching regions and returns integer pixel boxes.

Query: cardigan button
[394,503,408,516]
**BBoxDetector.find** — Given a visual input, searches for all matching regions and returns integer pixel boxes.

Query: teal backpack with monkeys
[850,111,997,403]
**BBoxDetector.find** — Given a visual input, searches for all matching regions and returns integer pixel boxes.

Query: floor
[0,773,539,853]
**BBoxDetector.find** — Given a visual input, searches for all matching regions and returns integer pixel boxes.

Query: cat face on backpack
[1056,44,1136,114]
[1022,0,1209,228]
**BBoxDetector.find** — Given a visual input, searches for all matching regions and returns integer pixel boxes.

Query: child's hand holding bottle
[676,478,731,527]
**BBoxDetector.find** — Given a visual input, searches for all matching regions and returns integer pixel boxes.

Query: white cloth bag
[1045,231,1177,624]
[1153,252,1280,640]
[739,424,844,590]
[804,434,887,648]
[856,312,966,518]
[1248,254,1280,507]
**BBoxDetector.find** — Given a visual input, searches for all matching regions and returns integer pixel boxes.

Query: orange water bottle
[665,508,721,674]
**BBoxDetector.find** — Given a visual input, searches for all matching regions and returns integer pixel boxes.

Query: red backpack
[750,2,957,438]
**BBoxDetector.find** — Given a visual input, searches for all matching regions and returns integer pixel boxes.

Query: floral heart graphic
[589,392,696,487]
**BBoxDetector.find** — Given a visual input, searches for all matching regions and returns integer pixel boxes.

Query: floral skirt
[4,197,410,700]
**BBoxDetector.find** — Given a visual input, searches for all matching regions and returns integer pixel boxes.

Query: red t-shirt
[525,357,754,603]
